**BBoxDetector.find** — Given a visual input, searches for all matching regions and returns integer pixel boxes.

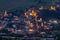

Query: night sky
[0,0,60,11]
[0,0,38,11]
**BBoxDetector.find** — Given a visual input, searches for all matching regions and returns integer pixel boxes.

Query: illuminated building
[49,6,56,11]
[4,10,8,16]
[41,22,44,27]
[23,8,47,34]
[14,16,19,20]
[24,12,28,18]
[39,6,44,10]
[28,29,34,33]
[49,20,58,24]
[38,18,43,22]
[0,26,3,30]
[31,9,37,18]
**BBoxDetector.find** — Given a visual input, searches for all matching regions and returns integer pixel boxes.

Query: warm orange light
[4,10,8,16]
[39,6,44,10]
[28,21,33,27]
[41,22,44,27]
[28,29,34,32]
[29,22,33,27]
[49,6,56,10]
[38,18,42,22]
[0,26,3,30]
[31,9,37,18]
[53,20,58,24]
[24,13,28,18]
[25,21,30,25]
[44,27,50,30]
[30,13,33,16]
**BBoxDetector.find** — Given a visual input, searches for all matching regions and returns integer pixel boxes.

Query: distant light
[41,22,44,27]
[14,16,18,20]
[49,6,56,11]
[17,30,22,32]
[39,6,44,10]
[53,20,58,24]
[49,20,58,24]
[28,29,34,33]
[44,26,50,30]
[13,25,16,28]
[24,12,28,18]
[16,30,22,33]
[0,26,3,30]
[31,9,37,18]
[38,18,42,22]
[40,32,45,34]
[29,22,33,27]
[30,13,32,16]
[4,10,8,16]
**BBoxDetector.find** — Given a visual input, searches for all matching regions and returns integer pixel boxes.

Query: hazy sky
[0,0,37,10]
[0,0,60,11]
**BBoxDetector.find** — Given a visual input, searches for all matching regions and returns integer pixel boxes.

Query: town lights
[49,6,56,11]
[28,29,34,33]
[30,13,33,16]
[24,12,28,18]
[38,18,43,22]
[31,9,37,18]
[14,16,18,20]
[0,26,3,30]
[4,10,8,16]
[17,30,21,32]
[28,21,33,27]
[39,6,44,10]
[41,22,44,27]
[52,20,58,24]
[49,20,58,24]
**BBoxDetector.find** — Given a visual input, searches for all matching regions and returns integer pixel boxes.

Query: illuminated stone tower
[4,10,8,16]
